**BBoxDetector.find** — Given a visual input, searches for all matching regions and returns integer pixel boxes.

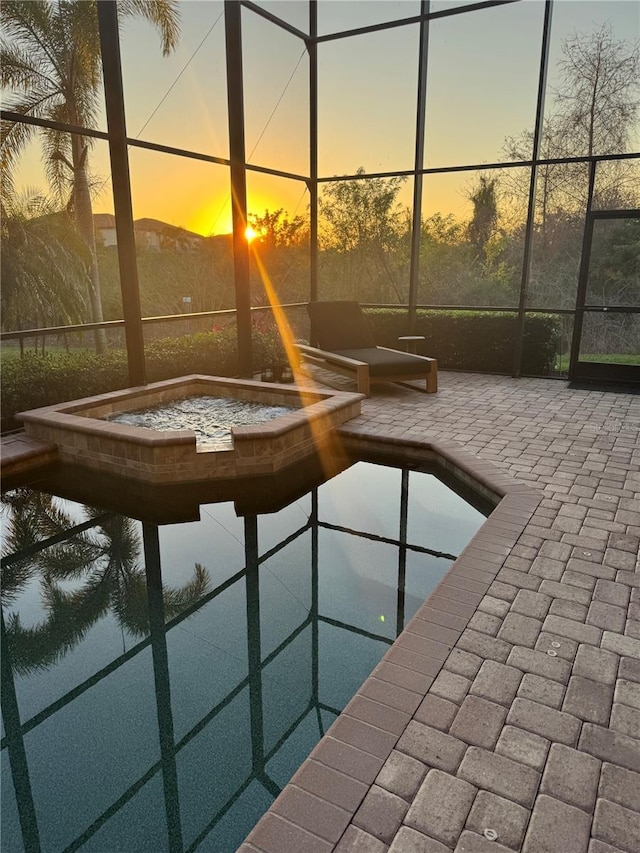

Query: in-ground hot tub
[17,375,363,484]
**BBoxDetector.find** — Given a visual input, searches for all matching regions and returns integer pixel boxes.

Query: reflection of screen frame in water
[0,450,492,852]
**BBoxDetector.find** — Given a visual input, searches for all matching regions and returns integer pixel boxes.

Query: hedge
[1,310,561,433]
[364,309,561,376]
[1,327,250,433]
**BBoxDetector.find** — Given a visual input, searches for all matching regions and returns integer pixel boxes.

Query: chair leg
[355,365,370,396]
[426,361,438,393]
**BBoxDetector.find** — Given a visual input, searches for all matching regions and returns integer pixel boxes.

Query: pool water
[1,460,488,853]
[105,395,296,448]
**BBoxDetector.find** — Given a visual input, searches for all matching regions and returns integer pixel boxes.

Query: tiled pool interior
[0,458,489,853]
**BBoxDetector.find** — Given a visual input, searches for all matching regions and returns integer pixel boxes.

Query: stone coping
[0,432,59,480]
[239,427,543,853]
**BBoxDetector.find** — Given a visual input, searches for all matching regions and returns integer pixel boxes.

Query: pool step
[1,431,59,481]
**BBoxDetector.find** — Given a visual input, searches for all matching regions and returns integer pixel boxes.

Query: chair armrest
[295,344,371,395]
[296,344,368,369]
[377,346,437,366]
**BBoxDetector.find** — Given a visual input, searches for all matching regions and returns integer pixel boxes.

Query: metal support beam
[408,0,431,333]
[512,0,553,377]
[97,1,146,386]
[568,161,597,380]
[225,1,253,377]
[309,1,319,305]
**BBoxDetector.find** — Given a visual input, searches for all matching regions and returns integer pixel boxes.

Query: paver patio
[242,370,640,853]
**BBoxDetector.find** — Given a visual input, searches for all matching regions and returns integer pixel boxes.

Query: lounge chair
[296,301,437,396]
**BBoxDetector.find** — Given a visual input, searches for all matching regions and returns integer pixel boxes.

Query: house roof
[94,214,203,241]
[93,213,116,227]
[134,218,203,241]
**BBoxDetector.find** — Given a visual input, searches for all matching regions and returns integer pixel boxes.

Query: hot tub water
[106,395,295,447]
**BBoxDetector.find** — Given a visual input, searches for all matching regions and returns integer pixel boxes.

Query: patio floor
[242,370,640,853]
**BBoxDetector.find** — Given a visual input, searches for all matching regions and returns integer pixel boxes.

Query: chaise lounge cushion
[333,347,432,377]
[308,301,377,350]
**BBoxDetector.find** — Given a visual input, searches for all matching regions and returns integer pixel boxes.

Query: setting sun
[245,225,258,242]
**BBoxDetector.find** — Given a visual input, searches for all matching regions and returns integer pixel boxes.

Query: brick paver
[405,769,476,846]
[495,725,549,771]
[540,743,601,811]
[242,372,640,853]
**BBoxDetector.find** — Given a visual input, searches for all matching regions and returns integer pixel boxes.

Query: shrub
[2,350,130,431]
[1,311,561,433]
[364,309,561,375]
[145,327,239,381]
[1,328,245,433]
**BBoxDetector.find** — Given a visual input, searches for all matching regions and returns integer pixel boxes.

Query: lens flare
[251,248,348,479]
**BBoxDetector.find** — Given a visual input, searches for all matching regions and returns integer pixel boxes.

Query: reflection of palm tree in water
[1,489,210,675]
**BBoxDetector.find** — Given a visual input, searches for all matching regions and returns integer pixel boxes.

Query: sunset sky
[11,0,639,236]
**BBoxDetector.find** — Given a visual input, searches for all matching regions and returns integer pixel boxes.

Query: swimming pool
[1,458,489,853]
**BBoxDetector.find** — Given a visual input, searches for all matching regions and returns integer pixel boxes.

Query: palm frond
[1,199,90,330]
[1,109,36,177]
[0,558,35,606]
[41,125,74,204]
[5,573,109,675]
[3,611,72,675]
[161,562,211,618]
[111,570,150,637]
[117,0,180,56]
[42,572,112,626]
[1,1,66,93]
[91,514,141,568]
[39,539,102,581]
[0,41,57,93]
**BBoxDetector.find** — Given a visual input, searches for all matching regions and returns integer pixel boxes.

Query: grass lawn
[555,353,640,371]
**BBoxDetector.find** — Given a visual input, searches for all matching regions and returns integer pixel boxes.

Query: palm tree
[0,0,180,352]
[1,186,90,348]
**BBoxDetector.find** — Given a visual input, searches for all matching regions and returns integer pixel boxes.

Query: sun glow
[251,249,348,480]
[245,225,258,242]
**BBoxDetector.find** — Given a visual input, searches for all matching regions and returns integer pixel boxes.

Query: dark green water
[1,460,488,853]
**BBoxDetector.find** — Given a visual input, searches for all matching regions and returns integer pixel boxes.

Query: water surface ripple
[106,395,295,448]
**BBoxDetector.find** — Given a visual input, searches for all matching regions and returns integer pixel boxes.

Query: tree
[319,168,409,302]
[247,208,310,306]
[503,117,587,246]
[1,186,89,347]
[466,174,498,252]
[591,218,640,296]
[500,24,640,310]
[248,208,308,250]
[585,216,640,353]
[503,24,640,226]
[419,209,518,308]
[554,23,640,158]
[0,0,180,352]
